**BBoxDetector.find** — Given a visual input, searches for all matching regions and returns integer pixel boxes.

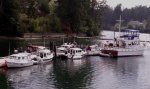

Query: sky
[106,0,150,8]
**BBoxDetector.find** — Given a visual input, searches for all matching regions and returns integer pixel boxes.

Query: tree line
[0,0,106,37]
[103,4,150,33]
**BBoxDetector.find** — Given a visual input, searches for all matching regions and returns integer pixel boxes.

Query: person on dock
[86,45,91,51]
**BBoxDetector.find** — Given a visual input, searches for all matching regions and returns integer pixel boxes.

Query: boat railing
[102,45,145,51]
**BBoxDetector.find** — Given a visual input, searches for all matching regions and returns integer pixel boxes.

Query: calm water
[0,32,150,89]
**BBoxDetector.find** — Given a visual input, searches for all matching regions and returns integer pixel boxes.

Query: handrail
[102,46,145,51]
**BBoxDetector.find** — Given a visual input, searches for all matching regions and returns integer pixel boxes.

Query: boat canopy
[27,45,38,48]
[121,29,139,32]
[120,29,140,40]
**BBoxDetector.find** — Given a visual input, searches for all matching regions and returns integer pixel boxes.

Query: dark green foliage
[104,4,150,33]
[38,1,50,15]
[0,0,106,37]
[49,14,61,33]
[56,0,106,36]
[0,0,22,36]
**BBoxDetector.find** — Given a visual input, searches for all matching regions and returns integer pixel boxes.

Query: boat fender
[2,62,7,67]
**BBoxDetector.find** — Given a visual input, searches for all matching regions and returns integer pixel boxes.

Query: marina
[0,31,150,89]
[1,0,150,89]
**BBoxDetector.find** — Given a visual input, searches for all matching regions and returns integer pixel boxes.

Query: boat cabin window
[68,50,70,53]
[73,50,75,54]
[18,57,21,60]
[10,56,15,59]
[135,32,137,35]
[44,53,46,57]
[22,57,24,60]
[70,50,72,54]
[78,50,81,52]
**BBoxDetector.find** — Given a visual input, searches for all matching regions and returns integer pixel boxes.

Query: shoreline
[0,35,102,40]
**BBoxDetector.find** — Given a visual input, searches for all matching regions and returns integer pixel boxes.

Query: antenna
[116,15,124,37]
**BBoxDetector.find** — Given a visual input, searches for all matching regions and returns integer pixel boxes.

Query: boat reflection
[95,56,142,89]
[53,58,94,89]
[0,68,11,89]
[6,67,33,83]
[4,62,53,89]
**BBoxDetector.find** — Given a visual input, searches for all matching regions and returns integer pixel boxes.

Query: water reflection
[91,56,142,89]
[53,58,95,89]
[1,62,54,89]
[0,54,149,89]
[115,57,140,89]
[0,68,11,89]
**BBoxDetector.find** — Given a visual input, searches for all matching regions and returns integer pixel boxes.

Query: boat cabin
[68,48,82,55]
[9,53,31,61]
[57,43,75,51]
[26,45,47,53]
[116,29,141,48]
[120,29,139,40]
[90,45,99,51]
[26,45,38,53]
[37,49,52,58]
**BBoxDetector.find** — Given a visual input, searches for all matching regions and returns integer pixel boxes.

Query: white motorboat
[56,43,76,59]
[67,47,86,59]
[100,16,146,57]
[36,49,54,63]
[100,29,146,57]
[5,53,34,68]
[25,45,52,64]
[85,44,101,56]
[57,43,75,51]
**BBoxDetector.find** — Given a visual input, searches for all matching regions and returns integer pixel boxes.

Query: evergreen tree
[0,0,22,36]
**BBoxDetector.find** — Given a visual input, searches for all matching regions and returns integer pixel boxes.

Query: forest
[0,0,106,37]
[1,0,150,37]
[104,4,150,33]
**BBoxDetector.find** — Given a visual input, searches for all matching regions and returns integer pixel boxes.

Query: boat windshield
[10,56,16,59]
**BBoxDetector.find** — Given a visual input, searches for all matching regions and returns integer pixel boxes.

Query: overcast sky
[106,0,150,8]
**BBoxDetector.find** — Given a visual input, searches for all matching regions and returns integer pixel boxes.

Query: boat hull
[68,55,83,59]
[37,54,53,63]
[6,61,33,68]
[38,58,53,63]
[101,48,144,57]
[86,51,100,56]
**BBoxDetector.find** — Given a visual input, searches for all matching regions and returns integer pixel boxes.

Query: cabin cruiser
[57,43,75,51]
[56,43,76,59]
[35,49,54,63]
[25,45,53,64]
[5,53,34,68]
[100,29,146,57]
[67,47,86,59]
